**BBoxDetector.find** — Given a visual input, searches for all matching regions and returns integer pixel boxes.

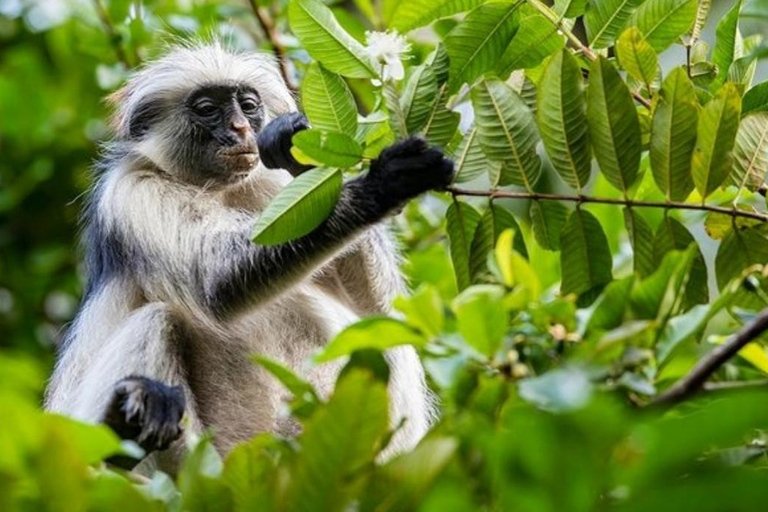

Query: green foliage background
[3,0,768,510]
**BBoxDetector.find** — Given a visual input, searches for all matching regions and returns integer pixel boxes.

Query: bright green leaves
[586,57,642,192]
[251,168,342,245]
[650,68,698,201]
[452,285,507,356]
[691,83,742,198]
[386,0,486,33]
[444,2,520,93]
[711,0,742,87]
[471,79,542,189]
[291,130,363,168]
[496,14,565,76]
[284,369,389,511]
[316,317,427,362]
[560,209,613,298]
[538,50,592,191]
[289,0,376,79]
[400,65,439,134]
[585,0,645,49]
[626,0,697,52]
[301,63,357,136]
[743,83,768,115]
[616,27,659,94]
[732,113,768,191]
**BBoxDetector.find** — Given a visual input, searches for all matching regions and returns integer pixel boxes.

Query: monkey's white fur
[45,43,434,473]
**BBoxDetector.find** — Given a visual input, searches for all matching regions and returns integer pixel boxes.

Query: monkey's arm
[203,138,452,319]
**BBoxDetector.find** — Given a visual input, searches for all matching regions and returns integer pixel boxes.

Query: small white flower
[365,30,411,83]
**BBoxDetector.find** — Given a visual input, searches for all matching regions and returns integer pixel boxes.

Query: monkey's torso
[46,165,431,473]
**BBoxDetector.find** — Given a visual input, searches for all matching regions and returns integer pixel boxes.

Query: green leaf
[452,285,507,356]
[537,49,592,191]
[284,369,389,512]
[393,285,445,338]
[630,248,691,319]
[555,0,588,17]
[530,200,569,251]
[426,44,451,85]
[626,0,697,52]
[251,355,318,402]
[301,63,358,137]
[715,226,768,290]
[624,208,655,278]
[444,2,520,93]
[288,0,376,79]
[469,205,527,282]
[586,276,634,332]
[616,27,659,93]
[496,14,565,76]
[732,113,768,191]
[690,0,711,42]
[423,86,461,147]
[291,129,363,168]
[743,82,768,115]
[650,68,698,201]
[252,168,342,245]
[518,367,593,412]
[315,317,428,362]
[401,65,439,134]
[711,0,742,87]
[387,0,487,32]
[692,83,743,198]
[585,0,645,49]
[446,200,483,291]
[560,209,613,296]
[471,79,542,189]
[383,80,407,139]
[653,216,709,307]
[452,125,499,184]
[586,57,642,192]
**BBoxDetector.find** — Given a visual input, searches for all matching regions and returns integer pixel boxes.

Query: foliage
[3,0,768,510]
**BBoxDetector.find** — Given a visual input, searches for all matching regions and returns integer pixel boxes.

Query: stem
[703,379,768,392]
[91,0,131,67]
[246,0,295,93]
[447,187,768,223]
[650,307,768,407]
[525,0,652,109]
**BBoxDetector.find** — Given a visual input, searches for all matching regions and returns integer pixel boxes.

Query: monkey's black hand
[103,376,185,458]
[364,137,454,213]
[257,112,314,176]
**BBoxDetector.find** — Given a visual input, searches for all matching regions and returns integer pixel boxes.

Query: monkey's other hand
[257,112,314,176]
[365,137,454,211]
[103,376,185,453]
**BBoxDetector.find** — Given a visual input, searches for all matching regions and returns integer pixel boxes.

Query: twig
[91,0,131,67]
[525,0,652,109]
[446,187,768,223]
[703,379,768,392]
[650,308,768,407]
[246,0,295,92]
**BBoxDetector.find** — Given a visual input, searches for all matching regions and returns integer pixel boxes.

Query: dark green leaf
[530,200,569,251]
[585,0,645,49]
[400,65,439,134]
[586,57,642,192]
[624,207,655,278]
[446,200,483,290]
[743,82,768,115]
[560,209,613,296]
[496,14,565,76]
[732,112,768,191]
[711,0,742,87]
[626,0,697,52]
[538,50,592,191]
[654,217,709,307]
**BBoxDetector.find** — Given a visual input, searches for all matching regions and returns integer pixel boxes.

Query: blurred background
[0,0,766,370]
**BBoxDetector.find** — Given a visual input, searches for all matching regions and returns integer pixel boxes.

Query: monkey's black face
[183,84,265,185]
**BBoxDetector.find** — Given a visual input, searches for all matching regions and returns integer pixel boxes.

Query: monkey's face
[179,84,265,185]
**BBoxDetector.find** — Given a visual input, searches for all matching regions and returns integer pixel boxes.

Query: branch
[525,0,652,110]
[91,0,131,68]
[446,187,768,223]
[650,308,768,407]
[246,0,295,93]
[703,379,768,392]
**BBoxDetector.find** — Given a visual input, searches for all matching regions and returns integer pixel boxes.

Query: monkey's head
[109,43,296,187]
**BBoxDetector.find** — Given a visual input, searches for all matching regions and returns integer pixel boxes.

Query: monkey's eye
[239,98,260,114]
[192,99,218,118]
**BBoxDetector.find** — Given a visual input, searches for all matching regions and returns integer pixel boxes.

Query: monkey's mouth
[222,148,259,171]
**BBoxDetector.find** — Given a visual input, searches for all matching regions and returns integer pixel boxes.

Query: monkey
[44,43,454,474]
